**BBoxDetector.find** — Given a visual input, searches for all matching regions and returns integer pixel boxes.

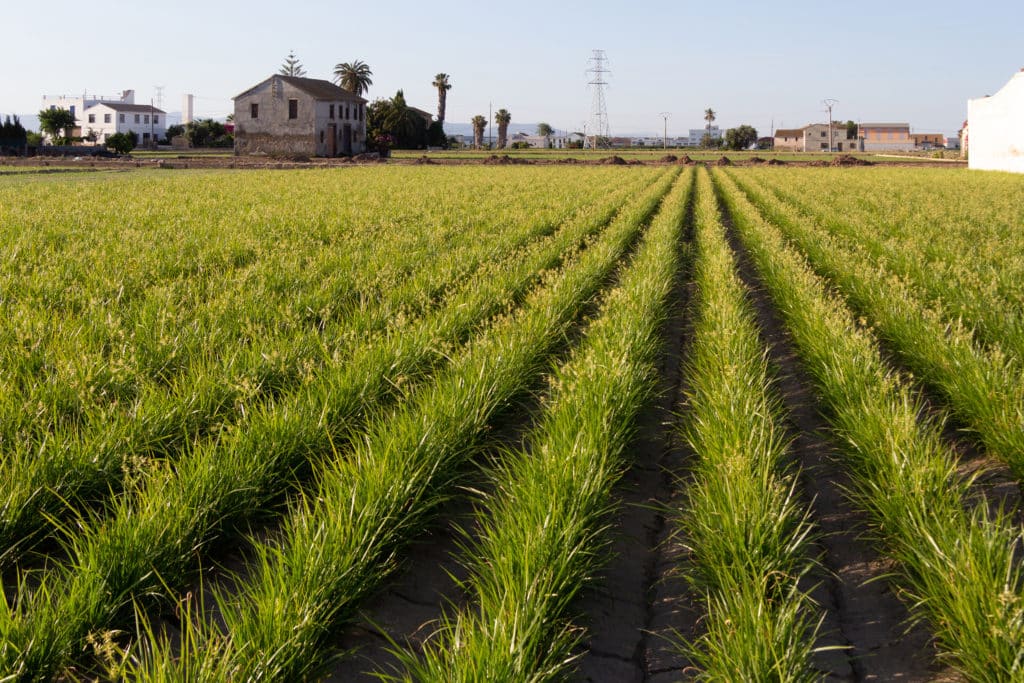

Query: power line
[659,112,671,149]
[823,98,839,152]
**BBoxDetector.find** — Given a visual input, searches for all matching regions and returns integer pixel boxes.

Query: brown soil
[483,153,532,165]
[659,154,678,163]
[413,155,436,165]
[748,156,767,164]
[832,154,873,167]
[713,156,732,166]
[768,158,787,165]
[678,155,695,165]
[598,155,629,165]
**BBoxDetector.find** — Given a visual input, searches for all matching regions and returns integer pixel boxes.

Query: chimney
[183,94,195,124]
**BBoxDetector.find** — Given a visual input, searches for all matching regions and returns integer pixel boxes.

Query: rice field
[0,163,1022,682]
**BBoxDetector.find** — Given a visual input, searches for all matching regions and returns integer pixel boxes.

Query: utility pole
[823,98,838,153]
[488,100,492,149]
[586,50,611,149]
[659,112,671,149]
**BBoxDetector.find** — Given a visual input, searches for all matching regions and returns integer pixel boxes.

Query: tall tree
[471,114,487,149]
[279,51,306,77]
[495,109,511,149]
[704,108,716,142]
[536,122,553,137]
[724,124,758,150]
[432,73,451,125]
[38,107,76,144]
[334,60,373,96]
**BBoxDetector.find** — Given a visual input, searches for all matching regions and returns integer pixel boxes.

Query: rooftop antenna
[586,50,611,149]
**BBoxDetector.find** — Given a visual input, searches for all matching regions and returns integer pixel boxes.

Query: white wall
[968,71,1024,174]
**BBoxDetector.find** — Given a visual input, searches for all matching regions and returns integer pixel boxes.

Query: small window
[288,99,298,119]
[329,104,334,119]
[104,113,111,123]
[144,115,150,124]
[119,114,125,123]
[820,142,828,149]
[320,130,325,143]
[251,103,259,119]
[343,105,348,119]
[134,114,140,123]
[88,114,95,123]
[143,132,150,142]
[154,115,159,124]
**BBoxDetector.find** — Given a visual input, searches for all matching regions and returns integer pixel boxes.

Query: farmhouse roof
[858,122,910,128]
[87,102,166,114]
[233,76,367,103]
[774,128,804,137]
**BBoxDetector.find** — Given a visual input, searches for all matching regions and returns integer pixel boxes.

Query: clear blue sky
[2,0,1020,136]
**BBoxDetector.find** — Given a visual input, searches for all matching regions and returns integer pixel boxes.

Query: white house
[686,126,723,146]
[40,89,137,142]
[80,102,166,146]
[967,69,1024,173]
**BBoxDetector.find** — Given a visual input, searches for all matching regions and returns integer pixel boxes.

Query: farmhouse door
[328,124,337,156]
[342,124,352,156]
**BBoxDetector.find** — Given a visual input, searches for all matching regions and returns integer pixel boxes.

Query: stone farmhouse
[773,124,857,152]
[233,75,367,157]
[968,69,1024,173]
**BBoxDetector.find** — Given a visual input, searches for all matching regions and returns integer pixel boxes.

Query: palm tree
[704,108,716,145]
[471,115,488,149]
[334,60,373,96]
[495,109,511,149]
[279,51,306,77]
[433,73,452,126]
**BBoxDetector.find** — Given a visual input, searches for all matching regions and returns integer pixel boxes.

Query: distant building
[40,89,136,142]
[686,126,722,147]
[967,69,1024,173]
[233,75,367,157]
[858,123,913,152]
[911,133,945,149]
[773,124,858,152]
[508,132,550,148]
[945,135,961,150]
[80,102,166,146]
[551,132,584,149]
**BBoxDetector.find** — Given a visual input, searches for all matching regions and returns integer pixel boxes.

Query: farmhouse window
[320,130,325,143]
[329,104,334,119]
[288,99,298,119]
[251,103,259,119]
[134,114,140,123]
[144,115,150,124]
[104,114,111,123]
[88,114,96,123]
[120,114,125,123]
[154,115,159,124]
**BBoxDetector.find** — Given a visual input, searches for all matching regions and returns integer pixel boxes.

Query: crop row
[725,169,1024,481]
[715,168,1024,681]
[0,168,679,679]
[0,169,657,566]
[393,168,692,681]
[673,168,821,679]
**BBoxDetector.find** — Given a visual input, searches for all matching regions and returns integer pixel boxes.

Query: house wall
[234,78,366,157]
[968,72,1024,173]
[859,124,913,152]
[82,104,166,145]
[803,124,859,152]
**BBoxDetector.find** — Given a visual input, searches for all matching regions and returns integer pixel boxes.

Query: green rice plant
[738,169,1024,361]
[388,169,692,682]
[725,169,1024,481]
[0,168,678,680]
[108,168,681,682]
[0,169,651,566]
[714,168,1024,681]
[674,168,820,681]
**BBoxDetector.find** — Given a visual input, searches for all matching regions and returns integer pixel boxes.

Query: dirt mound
[807,160,830,167]
[555,157,579,164]
[831,154,873,167]
[748,156,767,164]
[598,155,628,165]
[352,153,384,163]
[629,159,645,165]
[767,158,786,166]
[659,154,678,163]
[413,155,436,165]
[678,155,695,165]
[714,156,733,166]
[483,154,531,165]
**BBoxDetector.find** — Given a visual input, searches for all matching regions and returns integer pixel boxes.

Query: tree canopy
[724,125,758,150]
[279,51,306,77]
[471,115,488,149]
[0,115,28,153]
[432,73,451,124]
[367,90,435,150]
[335,60,373,96]
[536,122,553,136]
[38,107,76,144]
